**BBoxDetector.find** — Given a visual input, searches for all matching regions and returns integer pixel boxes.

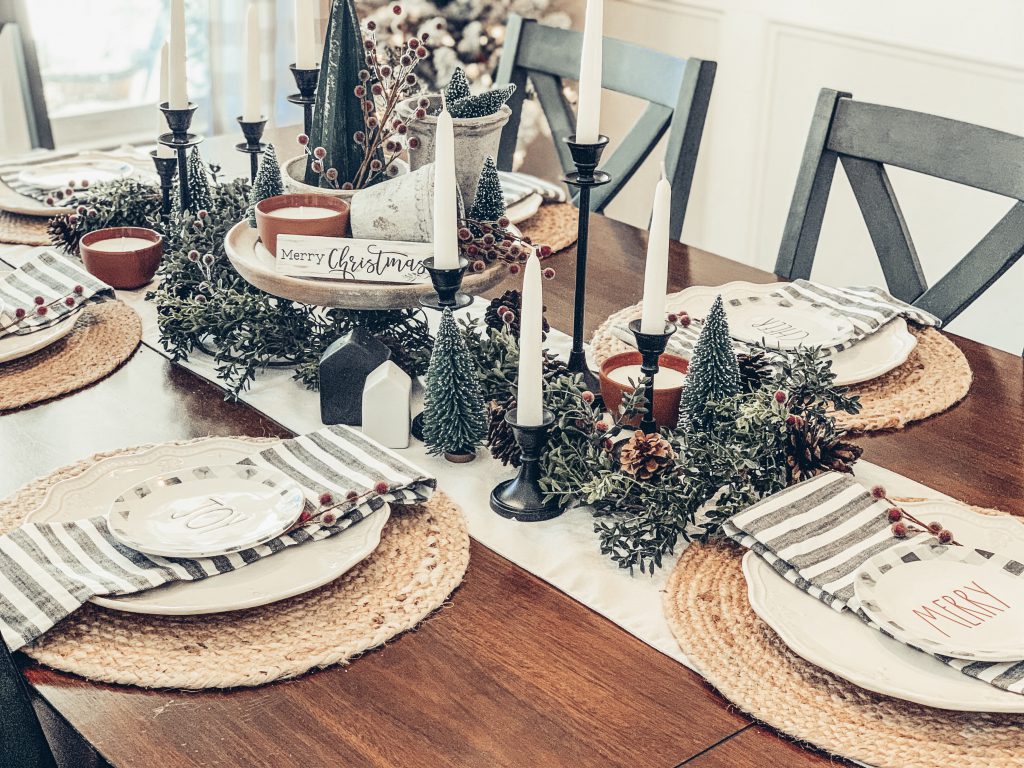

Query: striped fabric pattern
[612,280,941,359]
[0,170,70,207]
[724,472,1024,695]
[0,251,112,333]
[0,426,435,652]
[498,171,568,206]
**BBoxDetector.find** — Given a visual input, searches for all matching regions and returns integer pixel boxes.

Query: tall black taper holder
[150,150,178,218]
[489,408,562,522]
[418,256,472,311]
[628,318,676,434]
[563,135,610,393]
[288,65,319,137]
[158,102,203,213]
[236,116,267,182]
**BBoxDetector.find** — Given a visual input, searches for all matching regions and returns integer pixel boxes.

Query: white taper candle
[168,0,188,109]
[640,172,671,333]
[516,252,545,427]
[242,4,262,122]
[294,0,318,69]
[432,106,460,269]
[575,0,603,143]
[156,42,175,158]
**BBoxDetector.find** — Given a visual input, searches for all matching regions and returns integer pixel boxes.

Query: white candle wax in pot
[516,253,544,427]
[432,106,459,269]
[242,4,262,122]
[607,364,686,390]
[575,0,603,143]
[639,173,671,333]
[90,237,156,253]
[168,0,188,109]
[294,0,318,69]
[156,41,175,158]
[271,206,337,219]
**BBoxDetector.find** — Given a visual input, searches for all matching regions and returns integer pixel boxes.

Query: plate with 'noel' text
[854,542,1024,662]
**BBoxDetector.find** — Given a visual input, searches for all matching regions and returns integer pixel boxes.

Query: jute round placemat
[4,438,470,689]
[0,300,142,412]
[0,210,51,245]
[591,302,971,432]
[664,535,1024,768]
[519,202,578,256]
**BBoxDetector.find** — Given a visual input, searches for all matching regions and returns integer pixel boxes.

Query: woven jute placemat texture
[520,202,578,256]
[4,438,470,689]
[0,300,142,412]
[591,300,971,432]
[664,532,1024,768]
[0,210,51,245]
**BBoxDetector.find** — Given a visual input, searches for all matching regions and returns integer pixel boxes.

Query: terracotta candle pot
[255,193,350,254]
[599,351,689,429]
[79,227,163,289]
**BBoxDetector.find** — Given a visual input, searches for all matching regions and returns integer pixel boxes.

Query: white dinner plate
[25,438,390,615]
[667,281,917,385]
[855,543,1024,662]
[724,301,855,349]
[743,500,1024,712]
[17,158,133,191]
[0,308,79,364]
[107,464,305,558]
[505,192,542,224]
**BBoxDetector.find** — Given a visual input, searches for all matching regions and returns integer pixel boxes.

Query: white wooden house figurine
[361,361,412,449]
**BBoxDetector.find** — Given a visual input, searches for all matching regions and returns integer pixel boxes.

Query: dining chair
[1,637,58,768]
[776,88,1024,325]
[0,0,54,150]
[494,15,716,240]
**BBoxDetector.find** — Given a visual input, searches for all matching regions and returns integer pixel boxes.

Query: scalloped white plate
[744,501,1024,712]
[25,439,389,615]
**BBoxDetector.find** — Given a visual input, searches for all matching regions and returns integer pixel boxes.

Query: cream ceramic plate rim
[0,307,79,364]
[17,158,133,191]
[743,501,1024,712]
[854,543,1024,661]
[505,192,542,224]
[106,464,306,558]
[24,438,390,615]
[668,281,918,386]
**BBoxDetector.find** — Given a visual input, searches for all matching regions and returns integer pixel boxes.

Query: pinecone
[487,396,520,466]
[484,290,550,339]
[618,430,676,480]
[47,214,81,254]
[785,416,863,483]
[737,350,772,392]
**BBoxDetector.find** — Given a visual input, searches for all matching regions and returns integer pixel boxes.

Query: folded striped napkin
[0,169,63,206]
[0,426,435,651]
[0,252,112,334]
[612,280,941,359]
[724,472,1024,695]
[498,171,568,207]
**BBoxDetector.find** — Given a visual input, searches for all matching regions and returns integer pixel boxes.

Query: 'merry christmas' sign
[274,234,432,284]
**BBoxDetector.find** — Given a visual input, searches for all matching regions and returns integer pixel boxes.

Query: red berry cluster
[291,482,393,532]
[457,218,555,276]
[0,286,84,337]
[871,485,958,545]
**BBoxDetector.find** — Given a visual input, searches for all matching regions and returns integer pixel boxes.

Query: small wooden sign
[274,234,433,284]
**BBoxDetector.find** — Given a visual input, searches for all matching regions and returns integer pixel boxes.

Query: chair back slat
[776,88,1024,325]
[495,15,716,240]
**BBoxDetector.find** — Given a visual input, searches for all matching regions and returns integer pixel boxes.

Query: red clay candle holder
[599,351,689,429]
[254,193,350,254]
[79,226,163,289]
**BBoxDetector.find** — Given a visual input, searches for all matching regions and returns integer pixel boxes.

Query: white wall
[598,0,1024,352]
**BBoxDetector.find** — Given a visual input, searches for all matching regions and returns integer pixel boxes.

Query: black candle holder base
[628,318,676,433]
[411,412,425,442]
[236,116,267,182]
[158,102,203,213]
[489,409,563,522]
[289,64,320,137]
[419,256,471,311]
[150,149,178,217]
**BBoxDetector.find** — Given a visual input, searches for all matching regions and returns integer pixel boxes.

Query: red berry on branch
[14,308,26,319]
[371,83,383,96]
[354,85,365,97]
[938,529,954,544]
[418,97,430,108]
[773,390,787,403]
[374,480,389,494]
[870,485,887,499]
[36,306,48,316]
[595,421,609,432]
[311,160,323,173]
[581,391,595,403]
[346,490,359,501]
[33,295,44,305]
[472,260,485,272]
[341,182,354,190]
[887,507,903,522]
[891,522,908,538]
[325,168,338,181]
[392,4,402,14]
[366,20,376,30]
[380,65,392,77]
[313,146,327,159]
[416,47,428,59]
[64,297,75,307]
[498,216,510,228]
[297,133,309,145]
[457,227,472,241]
[298,510,312,524]
[508,264,521,274]
[539,244,552,258]
[405,74,417,86]
[414,108,426,120]
[409,38,420,48]
[927,521,942,533]
[542,267,555,279]
[358,69,370,81]
[321,512,337,526]
[364,40,374,50]
[319,492,334,506]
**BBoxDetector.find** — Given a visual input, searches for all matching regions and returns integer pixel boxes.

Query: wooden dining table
[1,129,1021,768]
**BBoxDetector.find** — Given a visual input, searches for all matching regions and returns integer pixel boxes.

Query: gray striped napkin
[0,169,68,207]
[0,252,112,334]
[612,280,941,359]
[0,426,435,651]
[724,472,1024,695]
[498,171,568,207]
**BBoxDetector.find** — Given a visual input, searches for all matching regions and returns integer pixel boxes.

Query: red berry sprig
[0,288,85,338]
[870,484,959,545]
[458,217,555,275]
[289,481,394,532]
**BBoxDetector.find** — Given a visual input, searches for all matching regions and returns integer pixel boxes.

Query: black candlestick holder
[418,256,471,311]
[158,102,203,213]
[150,149,178,218]
[236,116,267,183]
[489,408,562,522]
[288,65,319,137]
[628,318,676,434]
[563,134,611,393]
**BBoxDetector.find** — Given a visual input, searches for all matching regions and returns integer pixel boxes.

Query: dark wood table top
[1,131,1020,768]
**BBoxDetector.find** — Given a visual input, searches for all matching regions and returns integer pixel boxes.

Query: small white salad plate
[668,282,917,385]
[107,464,305,559]
[744,500,1024,712]
[855,542,1024,662]
[26,438,390,615]
[724,301,855,349]
[17,158,133,190]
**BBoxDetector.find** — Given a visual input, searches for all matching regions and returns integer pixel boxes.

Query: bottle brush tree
[678,295,741,429]
[248,144,284,227]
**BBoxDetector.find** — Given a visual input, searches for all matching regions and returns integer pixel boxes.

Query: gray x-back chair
[776,88,1024,325]
[494,15,715,240]
[0,0,54,149]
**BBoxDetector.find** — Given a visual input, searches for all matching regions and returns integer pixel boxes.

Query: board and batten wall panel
[599,0,1024,352]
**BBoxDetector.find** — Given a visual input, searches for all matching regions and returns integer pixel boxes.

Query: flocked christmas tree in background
[448,85,516,119]
[248,144,284,227]
[422,308,487,457]
[678,295,741,428]
[470,156,505,223]
[444,66,471,103]
[185,147,213,214]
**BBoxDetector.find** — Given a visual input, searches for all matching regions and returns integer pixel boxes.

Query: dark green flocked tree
[448,85,516,119]
[248,144,284,226]
[422,308,487,457]
[470,156,505,223]
[678,295,741,428]
[186,147,213,214]
[444,66,471,103]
